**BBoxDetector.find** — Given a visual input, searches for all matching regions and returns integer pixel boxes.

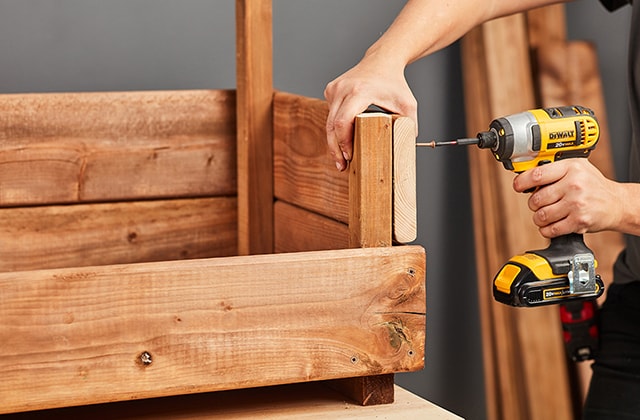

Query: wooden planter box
[0,1,425,414]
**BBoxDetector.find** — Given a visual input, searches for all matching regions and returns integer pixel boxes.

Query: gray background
[0,1,631,418]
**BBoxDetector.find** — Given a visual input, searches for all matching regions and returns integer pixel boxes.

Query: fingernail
[343,151,350,161]
[336,161,344,171]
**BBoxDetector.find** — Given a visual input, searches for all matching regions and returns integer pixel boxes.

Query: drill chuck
[476,130,498,149]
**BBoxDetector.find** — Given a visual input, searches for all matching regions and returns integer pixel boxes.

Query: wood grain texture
[536,40,625,404]
[526,5,567,52]
[392,116,417,244]
[349,113,393,249]
[0,90,236,206]
[274,200,349,253]
[462,12,574,420]
[0,245,425,414]
[329,374,396,407]
[236,0,274,255]
[0,197,237,272]
[0,384,461,420]
[336,112,398,405]
[273,92,349,223]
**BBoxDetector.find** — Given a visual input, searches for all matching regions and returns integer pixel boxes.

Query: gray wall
[0,1,631,419]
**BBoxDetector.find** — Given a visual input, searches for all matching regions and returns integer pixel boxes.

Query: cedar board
[0,90,236,207]
[0,246,425,414]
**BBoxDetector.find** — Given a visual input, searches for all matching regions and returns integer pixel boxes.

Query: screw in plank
[139,351,153,366]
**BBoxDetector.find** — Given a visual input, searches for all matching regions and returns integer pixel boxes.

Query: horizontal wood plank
[0,90,236,206]
[0,245,426,413]
[273,91,349,224]
[274,200,349,253]
[0,197,237,272]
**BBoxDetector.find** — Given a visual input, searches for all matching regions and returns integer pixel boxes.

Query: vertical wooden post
[330,112,396,405]
[236,0,274,255]
[349,113,394,248]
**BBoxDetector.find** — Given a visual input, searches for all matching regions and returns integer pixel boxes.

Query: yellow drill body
[477,106,600,173]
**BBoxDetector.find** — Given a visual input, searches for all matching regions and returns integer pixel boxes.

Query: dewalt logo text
[548,130,575,140]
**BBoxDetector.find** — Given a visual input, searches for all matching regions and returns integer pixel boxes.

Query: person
[324,0,640,418]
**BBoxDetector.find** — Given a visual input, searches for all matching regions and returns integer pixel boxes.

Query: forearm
[366,0,570,69]
[615,182,640,237]
[325,0,570,171]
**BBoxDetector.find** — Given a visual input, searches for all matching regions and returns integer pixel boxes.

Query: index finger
[513,162,567,193]
[325,95,371,171]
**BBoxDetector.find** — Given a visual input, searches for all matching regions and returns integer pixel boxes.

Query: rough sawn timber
[0,197,237,272]
[0,246,425,414]
[0,90,236,207]
[235,0,274,255]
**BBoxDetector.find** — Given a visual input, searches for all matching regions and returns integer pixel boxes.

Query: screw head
[139,351,153,366]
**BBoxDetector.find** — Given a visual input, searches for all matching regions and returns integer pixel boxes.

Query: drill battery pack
[493,257,604,307]
[493,234,604,307]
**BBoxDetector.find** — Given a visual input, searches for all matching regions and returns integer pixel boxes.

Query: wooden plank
[392,116,417,244]
[0,197,237,272]
[273,92,348,224]
[0,245,425,414]
[536,40,625,404]
[274,93,416,241]
[329,112,397,405]
[275,104,411,403]
[236,0,274,255]
[526,5,567,51]
[274,201,349,253]
[0,384,461,420]
[0,90,236,206]
[460,27,502,420]
[330,374,396,407]
[463,22,536,419]
[461,13,574,420]
[349,112,393,248]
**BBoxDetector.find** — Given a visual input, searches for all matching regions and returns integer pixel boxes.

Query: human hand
[512,159,622,238]
[324,54,417,171]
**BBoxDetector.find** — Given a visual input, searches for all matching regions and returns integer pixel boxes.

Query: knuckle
[574,214,591,232]
[333,117,352,132]
[323,85,332,100]
[530,193,542,208]
[532,166,545,182]
[326,118,336,133]
[549,224,561,237]
[536,208,548,223]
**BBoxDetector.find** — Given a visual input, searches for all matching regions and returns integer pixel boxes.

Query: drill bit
[416,138,480,148]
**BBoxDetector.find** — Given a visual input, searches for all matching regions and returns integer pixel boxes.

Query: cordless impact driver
[420,105,605,308]
[421,105,604,360]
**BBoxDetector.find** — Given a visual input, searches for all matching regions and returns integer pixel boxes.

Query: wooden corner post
[331,112,396,405]
[349,113,394,248]
[236,0,274,255]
